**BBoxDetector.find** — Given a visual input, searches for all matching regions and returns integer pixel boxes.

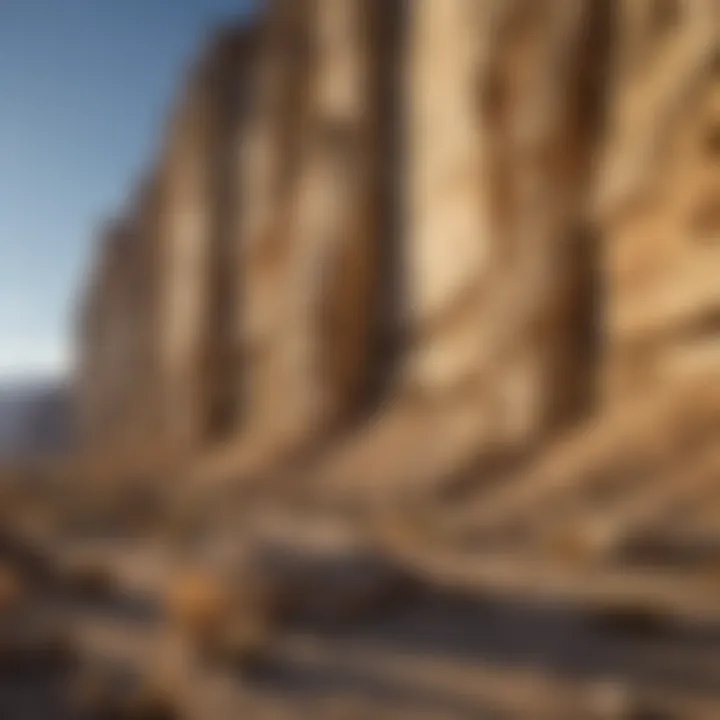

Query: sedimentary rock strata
[76,0,720,491]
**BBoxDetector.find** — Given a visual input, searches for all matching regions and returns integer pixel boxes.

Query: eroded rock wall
[76,217,142,448]
[76,0,720,487]
[405,0,611,451]
[156,26,258,451]
[598,0,720,402]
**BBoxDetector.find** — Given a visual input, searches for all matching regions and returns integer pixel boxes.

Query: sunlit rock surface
[76,0,720,489]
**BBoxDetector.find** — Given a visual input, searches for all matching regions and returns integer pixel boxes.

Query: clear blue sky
[0,0,258,380]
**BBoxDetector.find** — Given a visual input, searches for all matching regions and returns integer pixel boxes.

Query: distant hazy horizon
[0,0,259,382]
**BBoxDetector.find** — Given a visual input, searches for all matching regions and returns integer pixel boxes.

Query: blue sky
[0,0,258,380]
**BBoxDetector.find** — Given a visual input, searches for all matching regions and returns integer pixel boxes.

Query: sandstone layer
[76,0,720,495]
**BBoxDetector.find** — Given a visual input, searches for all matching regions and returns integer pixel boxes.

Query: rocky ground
[2,379,720,719]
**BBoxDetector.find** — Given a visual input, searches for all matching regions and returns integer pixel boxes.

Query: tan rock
[75,0,719,503]
[598,0,720,402]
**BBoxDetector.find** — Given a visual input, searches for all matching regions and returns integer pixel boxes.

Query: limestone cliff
[76,0,720,492]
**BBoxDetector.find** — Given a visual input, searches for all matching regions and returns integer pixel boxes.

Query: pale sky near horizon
[0,0,258,381]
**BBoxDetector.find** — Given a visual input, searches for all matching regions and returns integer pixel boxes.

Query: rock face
[77,215,149,446]
[156,26,258,451]
[598,0,720,403]
[239,0,391,448]
[405,0,611,446]
[76,0,720,484]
